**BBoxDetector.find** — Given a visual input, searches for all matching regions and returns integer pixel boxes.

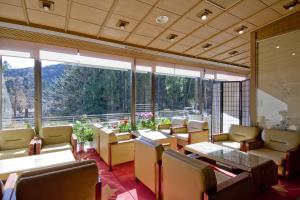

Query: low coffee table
[132,129,177,149]
[184,142,278,194]
[0,150,76,180]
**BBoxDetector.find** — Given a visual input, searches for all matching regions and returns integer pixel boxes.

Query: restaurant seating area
[0,0,299,199]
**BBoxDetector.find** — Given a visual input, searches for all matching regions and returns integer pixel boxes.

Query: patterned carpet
[77,148,300,200]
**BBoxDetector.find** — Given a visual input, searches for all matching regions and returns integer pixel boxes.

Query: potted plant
[137,112,157,130]
[73,118,94,151]
[118,119,132,133]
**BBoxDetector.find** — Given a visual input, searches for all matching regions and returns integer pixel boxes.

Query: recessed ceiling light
[197,9,212,21]
[229,50,239,55]
[202,43,212,49]
[156,16,169,24]
[39,0,54,12]
[235,25,248,35]
[292,52,296,56]
[116,20,129,30]
[167,34,178,42]
[276,45,280,49]
[283,0,300,10]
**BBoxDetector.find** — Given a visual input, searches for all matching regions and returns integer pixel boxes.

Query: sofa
[158,117,187,135]
[173,120,209,147]
[1,160,101,200]
[0,128,35,160]
[99,127,134,170]
[212,125,260,151]
[134,137,164,199]
[246,129,300,178]
[162,149,252,200]
[36,125,77,156]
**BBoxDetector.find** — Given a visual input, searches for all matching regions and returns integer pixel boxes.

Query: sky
[3,56,60,69]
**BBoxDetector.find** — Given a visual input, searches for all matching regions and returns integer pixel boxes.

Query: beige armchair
[36,125,77,156]
[246,129,300,178]
[99,128,134,170]
[158,117,187,135]
[1,160,101,200]
[134,137,164,200]
[0,128,35,160]
[173,120,209,147]
[212,125,260,151]
[162,149,253,200]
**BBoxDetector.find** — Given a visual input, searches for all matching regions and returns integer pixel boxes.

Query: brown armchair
[245,129,300,178]
[1,160,101,200]
[35,125,77,156]
[173,120,209,147]
[0,128,36,159]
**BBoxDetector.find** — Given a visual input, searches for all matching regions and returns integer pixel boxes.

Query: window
[1,56,35,129]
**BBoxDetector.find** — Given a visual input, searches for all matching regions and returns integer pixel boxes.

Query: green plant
[73,119,94,143]
[118,120,131,133]
[24,120,32,129]
[160,118,171,125]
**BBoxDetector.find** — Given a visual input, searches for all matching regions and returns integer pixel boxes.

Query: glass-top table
[184,142,271,172]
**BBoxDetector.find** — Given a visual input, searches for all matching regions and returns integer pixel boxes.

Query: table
[184,142,278,193]
[0,150,76,180]
[132,129,177,149]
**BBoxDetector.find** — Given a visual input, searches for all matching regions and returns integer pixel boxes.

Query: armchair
[212,125,260,151]
[173,120,209,147]
[1,160,101,200]
[134,137,164,200]
[162,149,253,200]
[99,128,134,170]
[0,128,35,159]
[158,117,187,135]
[246,129,300,178]
[36,125,77,156]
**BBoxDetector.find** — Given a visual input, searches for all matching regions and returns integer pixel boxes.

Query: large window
[42,61,131,126]
[1,56,35,129]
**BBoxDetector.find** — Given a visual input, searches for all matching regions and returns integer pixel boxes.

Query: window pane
[2,56,35,129]
[42,61,131,126]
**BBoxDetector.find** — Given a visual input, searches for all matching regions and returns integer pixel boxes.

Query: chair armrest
[34,138,42,155]
[205,172,253,200]
[188,130,209,143]
[71,134,78,156]
[212,133,229,142]
[171,126,187,134]
[3,173,18,200]
[115,132,132,141]
[158,124,171,130]
[285,146,300,178]
[117,139,135,144]
[29,139,35,156]
[244,138,263,151]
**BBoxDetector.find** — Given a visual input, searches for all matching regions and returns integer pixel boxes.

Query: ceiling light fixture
[283,0,300,10]
[167,34,178,42]
[202,43,212,49]
[229,50,239,55]
[197,9,212,21]
[116,20,129,30]
[276,45,280,49]
[292,52,296,56]
[156,16,169,24]
[235,25,248,35]
[39,0,54,12]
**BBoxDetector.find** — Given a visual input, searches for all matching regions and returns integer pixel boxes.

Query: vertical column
[151,71,156,121]
[34,59,42,134]
[194,77,199,114]
[220,82,224,133]
[239,81,243,125]
[131,58,136,128]
[0,56,2,130]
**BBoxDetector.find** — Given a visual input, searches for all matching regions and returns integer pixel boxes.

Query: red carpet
[77,148,300,200]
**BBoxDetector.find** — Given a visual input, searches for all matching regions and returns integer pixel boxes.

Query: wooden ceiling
[0,0,299,68]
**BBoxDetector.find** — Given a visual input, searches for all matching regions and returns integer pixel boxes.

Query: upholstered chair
[134,137,165,200]
[212,125,260,151]
[173,120,209,147]
[36,125,77,156]
[1,160,101,200]
[158,117,187,135]
[246,129,300,178]
[0,128,35,159]
[162,149,252,200]
[99,127,134,170]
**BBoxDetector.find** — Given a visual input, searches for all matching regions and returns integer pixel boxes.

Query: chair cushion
[215,141,241,149]
[174,133,188,141]
[41,142,72,154]
[228,125,260,142]
[171,117,187,127]
[262,129,300,152]
[248,148,286,165]
[0,128,35,150]
[160,129,171,135]
[0,148,29,160]
[187,120,206,132]
[40,126,73,145]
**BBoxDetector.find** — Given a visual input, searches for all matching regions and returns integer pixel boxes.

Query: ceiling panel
[178,36,204,46]
[138,0,157,5]
[246,8,281,27]
[26,0,68,16]
[0,0,21,6]
[185,46,206,56]
[168,43,190,53]
[68,19,100,36]
[134,22,164,38]
[222,37,248,48]
[100,27,129,41]
[113,0,152,20]
[235,57,250,64]
[208,12,241,30]
[192,25,219,39]
[228,0,266,19]
[225,21,257,36]
[200,50,219,58]
[70,2,107,25]
[157,0,199,15]
[209,45,232,54]
[210,32,235,44]
[27,10,65,29]
[72,0,114,11]
[225,51,250,62]
[105,14,138,32]
[170,17,201,34]
[259,0,278,6]
[126,34,153,46]
[148,39,172,49]
[144,7,180,28]
[0,3,25,22]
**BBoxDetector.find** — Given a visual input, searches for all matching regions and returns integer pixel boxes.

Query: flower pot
[78,143,85,152]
